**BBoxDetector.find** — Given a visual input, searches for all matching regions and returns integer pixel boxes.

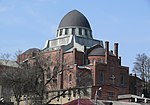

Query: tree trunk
[15,96,21,105]
[16,99,20,105]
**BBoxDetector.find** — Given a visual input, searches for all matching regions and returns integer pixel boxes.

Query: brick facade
[18,41,129,101]
[16,10,130,103]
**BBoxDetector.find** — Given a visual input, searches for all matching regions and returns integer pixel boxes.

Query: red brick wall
[89,52,129,100]
[18,44,129,101]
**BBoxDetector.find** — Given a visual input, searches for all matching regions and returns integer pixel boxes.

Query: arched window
[69,74,72,82]
[99,72,104,82]
[53,66,58,76]
[47,67,51,79]
[120,74,124,86]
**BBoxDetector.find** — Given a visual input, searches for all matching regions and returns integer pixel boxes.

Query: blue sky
[0,0,150,72]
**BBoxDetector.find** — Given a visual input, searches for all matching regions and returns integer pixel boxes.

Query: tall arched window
[47,67,51,79]
[120,74,124,86]
[99,72,104,83]
[69,74,72,82]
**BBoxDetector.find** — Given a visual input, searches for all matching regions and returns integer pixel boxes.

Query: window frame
[65,28,69,35]
[59,29,63,36]
[79,28,82,35]
[72,28,76,35]
[99,71,104,83]
[69,74,72,82]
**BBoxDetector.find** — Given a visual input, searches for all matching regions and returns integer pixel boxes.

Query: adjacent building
[0,60,18,103]
[129,74,144,97]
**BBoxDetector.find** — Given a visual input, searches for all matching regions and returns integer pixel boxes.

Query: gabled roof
[87,44,115,56]
[88,47,105,56]
[87,44,105,56]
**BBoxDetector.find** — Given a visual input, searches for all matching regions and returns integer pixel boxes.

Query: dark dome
[23,48,40,54]
[58,10,91,29]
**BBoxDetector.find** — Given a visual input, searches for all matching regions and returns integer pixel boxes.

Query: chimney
[114,43,118,58]
[105,41,109,64]
[134,73,137,77]
[119,56,121,65]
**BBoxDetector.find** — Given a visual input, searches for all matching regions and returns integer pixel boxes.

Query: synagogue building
[18,10,130,104]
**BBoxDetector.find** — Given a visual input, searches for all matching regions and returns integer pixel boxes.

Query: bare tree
[0,50,65,105]
[22,50,66,105]
[133,53,150,97]
[0,49,93,105]
[0,51,34,105]
[0,66,33,105]
[133,53,150,81]
[27,50,92,105]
